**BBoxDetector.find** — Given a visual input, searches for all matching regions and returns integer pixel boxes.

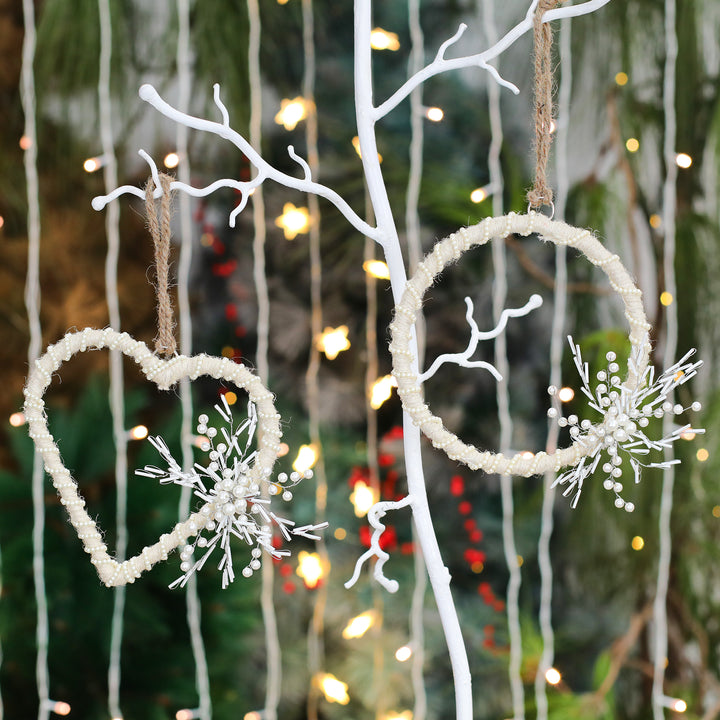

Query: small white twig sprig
[418,294,542,383]
[549,336,703,511]
[137,394,327,589]
[344,496,413,593]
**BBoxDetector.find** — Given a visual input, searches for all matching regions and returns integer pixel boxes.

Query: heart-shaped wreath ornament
[23,327,285,588]
[390,212,702,508]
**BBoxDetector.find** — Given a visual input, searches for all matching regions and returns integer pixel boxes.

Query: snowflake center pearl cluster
[137,397,325,589]
[547,338,702,511]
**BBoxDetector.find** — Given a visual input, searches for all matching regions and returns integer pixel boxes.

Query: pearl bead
[250,559,261,570]
[603,479,614,490]
[198,414,209,424]
[624,502,635,513]
[692,401,701,412]
[242,567,253,578]
[614,497,625,508]
[547,408,558,418]
[282,491,293,501]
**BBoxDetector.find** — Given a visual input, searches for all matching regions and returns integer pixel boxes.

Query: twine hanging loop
[145,174,177,357]
[527,0,559,209]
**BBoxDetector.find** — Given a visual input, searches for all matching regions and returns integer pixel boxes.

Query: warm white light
[675,153,692,169]
[549,119,557,134]
[369,375,397,409]
[660,291,673,306]
[470,187,487,203]
[557,387,575,402]
[317,673,350,704]
[9,411,25,427]
[615,71,629,86]
[631,536,645,551]
[363,259,390,279]
[680,429,696,441]
[672,699,687,713]
[350,480,378,517]
[395,645,413,662]
[52,702,72,717]
[83,156,102,173]
[244,713,263,720]
[275,202,310,240]
[342,610,375,639]
[274,97,311,131]
[545,667,561,685]
[0,215,4,229]
[129,424,148,440]
[316,326,351,360]
[352,136,383,163]
[626,137,640,153]
[521,451,535,460]
[383,713,412,720]
[697,448,709,462]
[19,135,31,150]
[293,444,318,473]
[297,551,326,588]
[370,28,400,51]
[164,152,180,169]
[426,107,444,122]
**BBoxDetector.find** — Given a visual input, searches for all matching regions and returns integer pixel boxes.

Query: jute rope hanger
[527,0,561,210]
[145,173,177,357]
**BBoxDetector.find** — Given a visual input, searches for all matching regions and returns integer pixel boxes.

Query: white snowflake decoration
[136,394,327,588]
[549,336,703,511]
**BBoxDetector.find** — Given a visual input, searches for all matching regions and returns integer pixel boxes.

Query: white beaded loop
[389,212,652,477]
[23,328,283,587]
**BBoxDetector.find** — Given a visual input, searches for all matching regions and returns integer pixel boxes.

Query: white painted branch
[418,294,542,384]
[374,0,611,119]
[91,84,379,242]
[344,497,413,593]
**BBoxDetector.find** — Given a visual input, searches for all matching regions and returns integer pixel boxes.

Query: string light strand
[652,0,679,716]
[482,0,524,715]
[21,0,48,716]
[98,1,128,717]
[535,14,571,720]
[247,3,281,718]
[175,1,212,718]
[406,2,428,718]
[301,3,330,719]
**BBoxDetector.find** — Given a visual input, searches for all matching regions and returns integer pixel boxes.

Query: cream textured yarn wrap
[23,327,283,587]
[389,212,652,476]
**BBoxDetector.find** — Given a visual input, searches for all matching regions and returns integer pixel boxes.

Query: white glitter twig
[419,294,542,383]
[345,496,413,593]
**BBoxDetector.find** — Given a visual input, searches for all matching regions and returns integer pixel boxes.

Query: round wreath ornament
[390,212,701,509]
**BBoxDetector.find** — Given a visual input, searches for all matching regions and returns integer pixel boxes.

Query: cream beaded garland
[389,211,654,479]
[23,327,283,587]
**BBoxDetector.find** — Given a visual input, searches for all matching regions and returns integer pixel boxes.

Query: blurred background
[1,0,720,718]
